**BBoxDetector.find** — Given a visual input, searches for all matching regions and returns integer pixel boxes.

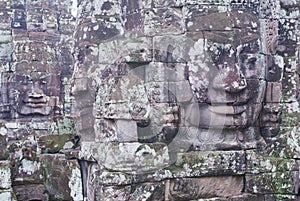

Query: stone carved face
[177,12,267,150]
[184,10,265,129]
[188,38,265,128]
[11,61,60,117]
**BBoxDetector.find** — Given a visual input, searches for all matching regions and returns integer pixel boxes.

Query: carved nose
[28,83,44,98]
[213,64,247,93]
[223,71,247,93]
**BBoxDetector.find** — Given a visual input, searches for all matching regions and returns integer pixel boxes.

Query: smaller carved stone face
[11,62,60,117]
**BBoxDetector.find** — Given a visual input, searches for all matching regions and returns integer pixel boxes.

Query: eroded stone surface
[0,0,299,200]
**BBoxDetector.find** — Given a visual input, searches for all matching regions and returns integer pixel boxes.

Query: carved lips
[208,105,247,115]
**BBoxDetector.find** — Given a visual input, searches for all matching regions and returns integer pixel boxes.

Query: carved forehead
[14,61,58,75]
[195,11,260,46]
[196,11,259,30]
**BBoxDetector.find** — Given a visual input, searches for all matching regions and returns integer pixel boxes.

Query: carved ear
[269,35,278,55]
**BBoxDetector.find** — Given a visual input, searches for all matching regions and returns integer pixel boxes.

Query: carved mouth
[208,105,247,115]
[23,103,47,108]
[23,98,48,108]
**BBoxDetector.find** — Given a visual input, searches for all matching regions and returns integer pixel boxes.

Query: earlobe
[270,35,278,55]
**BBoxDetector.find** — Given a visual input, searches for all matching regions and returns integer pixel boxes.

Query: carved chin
[197,104,262,128]
[18,105,52,116]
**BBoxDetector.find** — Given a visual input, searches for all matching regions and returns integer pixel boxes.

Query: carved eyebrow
[15,74,31,80]
[39,75,51,79]
[39,74,57,79]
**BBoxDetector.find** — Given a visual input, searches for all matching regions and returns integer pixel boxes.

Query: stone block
[146,62,187,82]
[13,9,26,22]
[0,30,12,44]
[246,151,298,173]
[185,5,258,32]
[97,167,173,185]
[129,182,165,201]
[153,0,182,8]
[144,8,184,36]
[116,119,138,142]
[245,171,299,194]
[80,142,169,172]
[167,176,244,200]
[181,194,264,201]
[98,37,152,64]
[38,133,75,153]
[43,9,58,32]
[0,43,13,61]
[13,41,57,62]
[265,82,282,103]
[265,194,299,201]
[264,55,285,82]
[276,127,300,159]
[171,151,246,177]
[0,134,9,160]
[12,29,28,41]
[54,116,77,135]
[279,0,300,19]
[75,17,123,46]
[40,155,83,201]
[154,35,192,63]
[89,178,164,201]
[94,119,118,142]
[282,72,299,102]
[58,19,76,35]
[98,185,131,201]
[10,148,44,185]
[26,0,42,8]
[91,0,122,16]
[145,81,193,103]
[125,7,184,36]
[11,0,25,9]
[77,108,96,141]
[0,190,14,201]
[0,0,10,9]
[27,22,44,32]
[259,0,280,19]
[280,102,299,127]
[0,10,11,29]
[284,57,298,73]
[96,75,150,120]
[0,161,11,189]
[13,184,49,201]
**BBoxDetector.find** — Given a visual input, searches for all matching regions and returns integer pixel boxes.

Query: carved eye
[40,80,47,84]
[18,75,33,84]
[247,57,257,69]
[240,54,257,70]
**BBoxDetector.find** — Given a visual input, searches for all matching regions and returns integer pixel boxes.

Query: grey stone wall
[0,0,300,200]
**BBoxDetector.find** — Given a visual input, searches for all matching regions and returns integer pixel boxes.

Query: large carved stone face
[185,11,265,131]
[11,62,60,117]
[188,38,265,128]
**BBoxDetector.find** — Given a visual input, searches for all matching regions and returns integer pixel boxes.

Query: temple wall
[0,0,300,200]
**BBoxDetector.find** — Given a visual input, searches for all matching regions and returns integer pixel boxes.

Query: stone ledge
[245,171,299,194]
[172,150,246,177]
[79,142,169,173]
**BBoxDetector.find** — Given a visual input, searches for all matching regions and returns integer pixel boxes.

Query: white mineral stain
[93,25,99,31]
[0,165,11,189]
[0,191,12,201]
[19,159,40,175]
[69,167,84,201]
[63,141,74,149]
